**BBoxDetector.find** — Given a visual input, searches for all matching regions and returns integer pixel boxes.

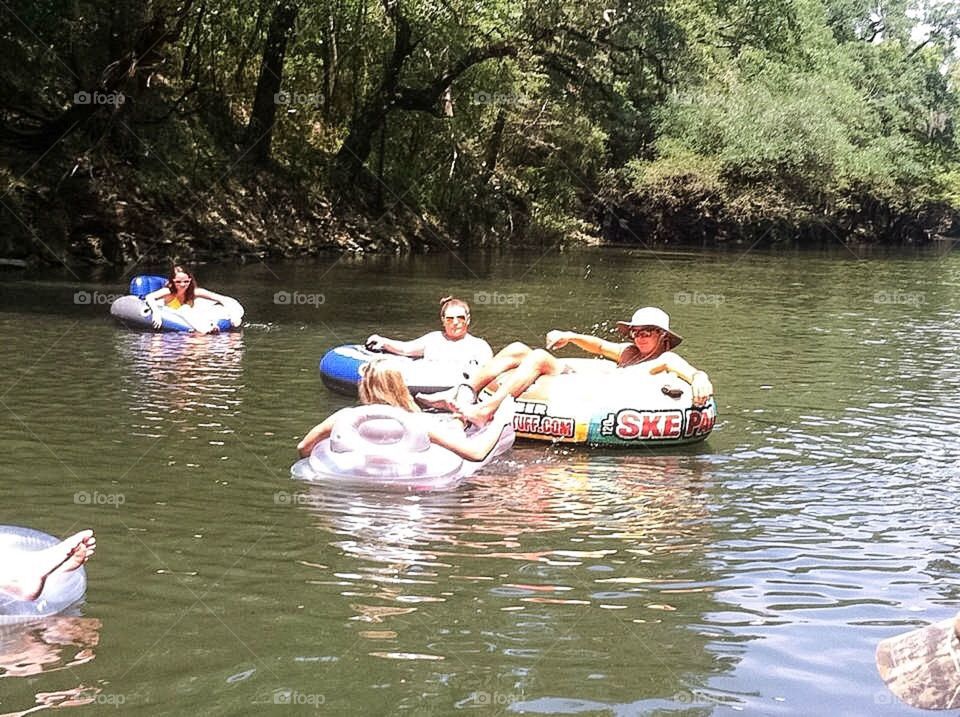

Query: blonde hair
[358,360,419,412]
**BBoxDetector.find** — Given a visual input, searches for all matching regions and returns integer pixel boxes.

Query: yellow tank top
[165,296,183,309]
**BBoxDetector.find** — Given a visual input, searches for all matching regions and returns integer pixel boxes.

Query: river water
[0,245,958,715]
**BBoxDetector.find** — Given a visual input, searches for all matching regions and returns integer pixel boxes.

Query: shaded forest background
[1,0,958,266]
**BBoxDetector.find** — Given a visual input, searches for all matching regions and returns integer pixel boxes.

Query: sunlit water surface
[1,246,959,715]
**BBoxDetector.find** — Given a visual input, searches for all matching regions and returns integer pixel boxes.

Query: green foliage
[0,0,957,260]
[628,0,959,241]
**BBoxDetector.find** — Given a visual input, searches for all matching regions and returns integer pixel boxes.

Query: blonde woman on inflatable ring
[297,359,512,462]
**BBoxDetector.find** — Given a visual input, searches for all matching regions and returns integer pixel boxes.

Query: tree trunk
[481,107,507,184]
[243,0,299,164]
[332,7,516,187]
[333,12,413,183]
[321,4,338,121]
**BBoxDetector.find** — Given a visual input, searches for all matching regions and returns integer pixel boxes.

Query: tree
[244,0,300,164]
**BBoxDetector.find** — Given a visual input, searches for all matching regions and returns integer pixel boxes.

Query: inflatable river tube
[505,358,717,448]
[0,526,87,626]
[291,404,515,491]
[319,344,471,397]
[110,275,243,333]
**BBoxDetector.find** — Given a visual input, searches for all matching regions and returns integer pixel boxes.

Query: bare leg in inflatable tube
[0,530,96,601]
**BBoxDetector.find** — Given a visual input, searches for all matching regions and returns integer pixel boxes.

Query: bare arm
[144,287,214,332]
[546,330,626,362]
[144,288,171,328]
[365,333,428,357]
[646,352,714,405]
[144,287,170,311]
[427,399,514,461]
[195,287,244,327]
[297,409,348,457]
[194,287,227,303]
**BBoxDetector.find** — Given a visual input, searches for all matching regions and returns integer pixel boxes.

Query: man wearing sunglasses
[366,296,492,371]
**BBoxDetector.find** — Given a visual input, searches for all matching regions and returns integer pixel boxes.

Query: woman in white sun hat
[418,306,714,425]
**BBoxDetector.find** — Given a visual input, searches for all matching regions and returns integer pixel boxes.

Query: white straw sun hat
[614,307,682,349]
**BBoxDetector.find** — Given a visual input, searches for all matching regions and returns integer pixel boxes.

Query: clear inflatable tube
[0,526,87,626]
[291,405,515,491]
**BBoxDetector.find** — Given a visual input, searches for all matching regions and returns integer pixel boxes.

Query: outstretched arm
[428,399,514,462]
[144,288,171,329]
[194,287,229,303]
[365,333,428,357]
[647,353,714,406]
[195,287,244,327]
[297,409,347,457]
[546,331,627,362]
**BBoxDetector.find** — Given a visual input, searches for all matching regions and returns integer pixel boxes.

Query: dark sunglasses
[442,314,468,322]
[629,327,659,338]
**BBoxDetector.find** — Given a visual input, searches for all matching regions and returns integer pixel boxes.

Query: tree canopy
[0,0,957,263]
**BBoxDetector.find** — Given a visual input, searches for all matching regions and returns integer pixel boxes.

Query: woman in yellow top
[145,266,242,334]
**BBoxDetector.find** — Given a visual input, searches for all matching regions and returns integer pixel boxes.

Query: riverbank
[0,146,462,268]
[3,145,957,269]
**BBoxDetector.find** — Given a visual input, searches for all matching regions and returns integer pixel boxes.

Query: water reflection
[297,452,713,566]
[0,616,101,679]
[0,685,110,717]
[114,332,245,438]
[292,453,730,710]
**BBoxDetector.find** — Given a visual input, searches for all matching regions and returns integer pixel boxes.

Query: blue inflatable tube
[110,275,243,333]
[291,404,515,491]
[0,526,87,626]
[319,344,470,397]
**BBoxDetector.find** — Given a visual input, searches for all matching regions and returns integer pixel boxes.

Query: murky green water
[1,245,959,715]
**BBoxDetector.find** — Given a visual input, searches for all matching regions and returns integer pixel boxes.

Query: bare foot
[0,530,96,601]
